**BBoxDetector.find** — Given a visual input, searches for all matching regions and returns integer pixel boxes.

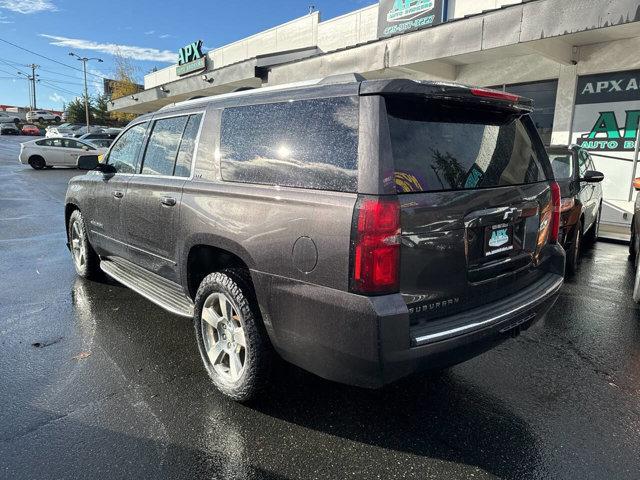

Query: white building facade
[109,0,640,235]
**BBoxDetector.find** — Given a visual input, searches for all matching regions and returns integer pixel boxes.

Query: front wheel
[566,220,582,276]
[585,205,601,244]
[68,210,100,279]
[194,270,271,402]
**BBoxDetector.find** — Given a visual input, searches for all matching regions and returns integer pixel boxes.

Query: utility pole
[68,52,103,133]
[17,69,37,110]
[28,64,39,109]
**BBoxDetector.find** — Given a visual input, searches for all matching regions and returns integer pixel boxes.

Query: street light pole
[68,52,103,134]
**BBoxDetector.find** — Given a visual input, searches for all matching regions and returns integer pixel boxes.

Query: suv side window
[107,122,148,174]
[220,96,359,192]
[174,113,203,177]
[141,116,188,176]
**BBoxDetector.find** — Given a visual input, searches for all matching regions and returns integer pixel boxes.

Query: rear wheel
[634,250,640,303]
[54,116,60,122]
[566,220,582,276]
[585,205,601,244]
[194,269,271,402]
[28,156,46,170]
[68,210,100,279]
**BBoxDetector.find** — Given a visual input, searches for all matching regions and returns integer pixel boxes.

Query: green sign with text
[176,40,207,76]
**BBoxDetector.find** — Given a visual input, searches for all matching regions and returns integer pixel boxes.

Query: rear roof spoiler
[359,79,534,113]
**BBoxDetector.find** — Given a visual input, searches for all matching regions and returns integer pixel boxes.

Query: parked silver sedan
[18,137,107,169]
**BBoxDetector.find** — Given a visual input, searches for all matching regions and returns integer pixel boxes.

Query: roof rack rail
[319,73,365,85]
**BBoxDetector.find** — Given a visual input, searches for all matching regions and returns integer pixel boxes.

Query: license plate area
[484,223,514,257]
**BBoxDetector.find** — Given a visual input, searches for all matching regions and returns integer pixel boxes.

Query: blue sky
[0,0,376,110]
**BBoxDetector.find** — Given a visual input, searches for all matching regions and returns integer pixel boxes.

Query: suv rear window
[220,96,359,192]
[386,98,549,193]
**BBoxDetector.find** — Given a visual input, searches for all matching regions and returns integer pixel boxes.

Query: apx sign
[574,70,640,151]
[377,0,445,38]
[176,40,207,77]
[576,70,640,105]
[577,110,640,151]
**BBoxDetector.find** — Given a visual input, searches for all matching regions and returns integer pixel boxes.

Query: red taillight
[550,181,561,243]
[470,87,520,103]
[351,196,400,295]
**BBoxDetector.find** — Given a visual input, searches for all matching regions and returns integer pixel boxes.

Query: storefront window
[491,80,558,146]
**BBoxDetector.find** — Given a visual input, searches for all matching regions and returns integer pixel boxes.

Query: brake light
[470,87,520,103]
[550,182,561,243]
[351,196,400,295]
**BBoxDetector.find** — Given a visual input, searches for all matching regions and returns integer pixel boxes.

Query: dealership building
[109,0,640,236]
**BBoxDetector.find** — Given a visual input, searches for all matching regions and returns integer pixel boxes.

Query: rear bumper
[251,245,565,388]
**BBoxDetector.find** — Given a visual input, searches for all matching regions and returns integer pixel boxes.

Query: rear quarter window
[387,98,549,193]
[220,96,359,192]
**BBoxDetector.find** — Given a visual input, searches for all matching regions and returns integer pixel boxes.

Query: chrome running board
[100,256,194,318]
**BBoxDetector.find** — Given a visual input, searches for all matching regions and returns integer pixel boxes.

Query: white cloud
[49,92,65,104]
[144,30,155,35]
[39,34,176,63]
[0,0,55,14]
[159,34,171,39]
[0,13,12,22]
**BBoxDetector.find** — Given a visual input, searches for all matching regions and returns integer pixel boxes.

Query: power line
[39,77,86,87]
[0,58,88,82]
[0,37,107,80]
[39,80,84,97]
[37,66,84,80]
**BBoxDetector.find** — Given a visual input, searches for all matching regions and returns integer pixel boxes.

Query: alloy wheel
[70,220,86,270]
[201,292,247,383]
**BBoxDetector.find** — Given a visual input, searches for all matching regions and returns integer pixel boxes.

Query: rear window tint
[220,96,359,192]
[548,151,574,180]
[387,98,549,193]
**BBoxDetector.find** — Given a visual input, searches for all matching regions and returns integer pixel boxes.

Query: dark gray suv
[65,77,565,401]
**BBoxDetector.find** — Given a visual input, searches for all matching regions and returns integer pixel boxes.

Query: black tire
[630,216,636,263]
[13,118,19,125]
[68,210,100,279]
[584,205,601,244]
[566,220,582,276]
[37,117,43,122]
[54,116,60,122]
[634,250,640,303]
[194,269,272,402]
[28,156,46,170]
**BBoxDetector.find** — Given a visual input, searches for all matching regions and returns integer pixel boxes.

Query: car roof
[150,76,534,120]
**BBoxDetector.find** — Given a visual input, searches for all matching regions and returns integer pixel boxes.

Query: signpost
[176,40,207,77]
[377,0,445,39]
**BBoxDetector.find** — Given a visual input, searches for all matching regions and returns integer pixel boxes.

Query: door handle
[161,196,177,206]
[113,190,124,199]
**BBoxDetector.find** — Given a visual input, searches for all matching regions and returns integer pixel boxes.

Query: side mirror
[633,177,640,191]
[581,170,604,183]
[77,154,100,170]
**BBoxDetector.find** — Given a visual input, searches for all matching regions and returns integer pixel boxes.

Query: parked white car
[0,111,21,124]
[45,123,83,138]
[26,110,61,123]
[19,137,107,170]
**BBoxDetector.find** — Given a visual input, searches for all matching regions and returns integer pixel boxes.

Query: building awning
[108,47,320,114]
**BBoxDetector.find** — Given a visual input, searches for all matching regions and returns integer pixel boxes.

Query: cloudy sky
[0,0,375,110]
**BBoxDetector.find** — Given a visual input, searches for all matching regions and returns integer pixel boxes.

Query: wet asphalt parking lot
[1,134,639,480]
